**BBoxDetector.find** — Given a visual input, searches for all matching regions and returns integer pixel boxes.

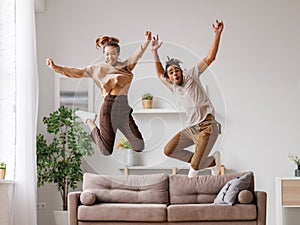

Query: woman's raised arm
[126,31,152,71]
[46,58,90,78]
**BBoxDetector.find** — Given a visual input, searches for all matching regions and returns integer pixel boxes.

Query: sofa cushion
[78,203,167,222]
[238,190,254,204]
[82,173,169,204]
[169,172,254,204]
[167,204,257,222]
[214,172,252,205]
[80,190,96,206]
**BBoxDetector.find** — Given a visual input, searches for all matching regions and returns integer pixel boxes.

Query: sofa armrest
[68,191,82,225]
[254,191,267,225]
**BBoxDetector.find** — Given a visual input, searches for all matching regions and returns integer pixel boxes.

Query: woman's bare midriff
[109,85,129,96]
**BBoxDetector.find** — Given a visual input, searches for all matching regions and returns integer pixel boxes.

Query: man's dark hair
[164,56,183,79]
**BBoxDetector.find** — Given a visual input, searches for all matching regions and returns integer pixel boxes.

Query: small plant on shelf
[0,162,6,169]
[0,162,6,179]
[288,153,300,166]
[142,92,153,109]
[288,152,300,177]
[142,92,153,100]
[116,137,136,166]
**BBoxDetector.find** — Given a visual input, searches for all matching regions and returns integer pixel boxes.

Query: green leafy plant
[116,138,132,149]
[36,105,94,210]
[0,162,6,169]
[142,92,153,100]
[288,153,300,166]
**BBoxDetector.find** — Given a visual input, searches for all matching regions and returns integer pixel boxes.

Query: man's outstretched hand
[213,20,224,34]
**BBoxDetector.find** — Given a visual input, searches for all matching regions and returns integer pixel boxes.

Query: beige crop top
[52,43,148,97]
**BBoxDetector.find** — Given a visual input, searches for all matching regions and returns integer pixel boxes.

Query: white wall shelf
[133,109,185,114]
[119,165,189,175]
[120,165,189,170]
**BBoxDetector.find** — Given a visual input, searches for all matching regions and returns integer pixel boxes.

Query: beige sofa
[68,172,266,225]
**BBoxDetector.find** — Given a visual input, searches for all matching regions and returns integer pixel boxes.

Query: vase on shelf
[126,149,136,166]
[295,165,300,177]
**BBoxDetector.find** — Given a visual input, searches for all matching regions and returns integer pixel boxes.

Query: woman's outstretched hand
[145,31,152,41]
[46,58,55,69]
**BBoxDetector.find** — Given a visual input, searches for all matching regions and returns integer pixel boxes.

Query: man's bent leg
[164,129,194,163]
[190,122,218,170]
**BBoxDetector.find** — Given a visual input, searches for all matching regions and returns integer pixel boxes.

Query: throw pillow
[80,190,96,205]
[214,172,252,205]
[238,190,253,204]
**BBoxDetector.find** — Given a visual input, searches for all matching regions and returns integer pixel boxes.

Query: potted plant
[288,153,300,177]
[36,105,94,225]
[0,162,6,179]
[142,92,153,109]
[116,138,136,166]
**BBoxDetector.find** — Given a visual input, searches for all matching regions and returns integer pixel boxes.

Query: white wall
[35,0,300,225]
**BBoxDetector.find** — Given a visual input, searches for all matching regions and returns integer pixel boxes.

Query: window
[0,0,16,180]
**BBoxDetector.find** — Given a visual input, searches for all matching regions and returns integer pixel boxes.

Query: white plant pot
[53,210,68,225]
[126,149,136,166]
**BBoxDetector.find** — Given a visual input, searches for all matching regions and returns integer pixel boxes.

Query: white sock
[188,166,199,178]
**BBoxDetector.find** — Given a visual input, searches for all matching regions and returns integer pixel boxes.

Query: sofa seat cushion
[78,203,167,222]
[167,204,257,222]
[83,173,169,204]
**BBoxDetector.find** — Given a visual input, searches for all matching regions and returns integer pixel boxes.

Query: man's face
[167,65,183,86]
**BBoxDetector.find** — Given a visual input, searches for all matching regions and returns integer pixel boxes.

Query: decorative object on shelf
[36,105,94,224]
[0,162,6,179]
[117,138,136,166]
[220,164,225,175]
[142,92,153,109]
[126,149,137,166]
[288,152,300,177]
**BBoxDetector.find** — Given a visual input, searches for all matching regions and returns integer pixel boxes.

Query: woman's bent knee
[132,140,145,152]
[99,147,113,156]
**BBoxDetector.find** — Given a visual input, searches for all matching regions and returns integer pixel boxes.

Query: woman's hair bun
[96,36,119,49]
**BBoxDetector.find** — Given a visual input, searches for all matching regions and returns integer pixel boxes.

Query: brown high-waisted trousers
[90,95,144,156]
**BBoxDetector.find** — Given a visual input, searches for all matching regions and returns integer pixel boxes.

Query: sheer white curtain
[0,0,16,179]
[13,0,38,224]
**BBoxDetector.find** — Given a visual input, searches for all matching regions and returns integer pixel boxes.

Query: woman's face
[104,46,119,66]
